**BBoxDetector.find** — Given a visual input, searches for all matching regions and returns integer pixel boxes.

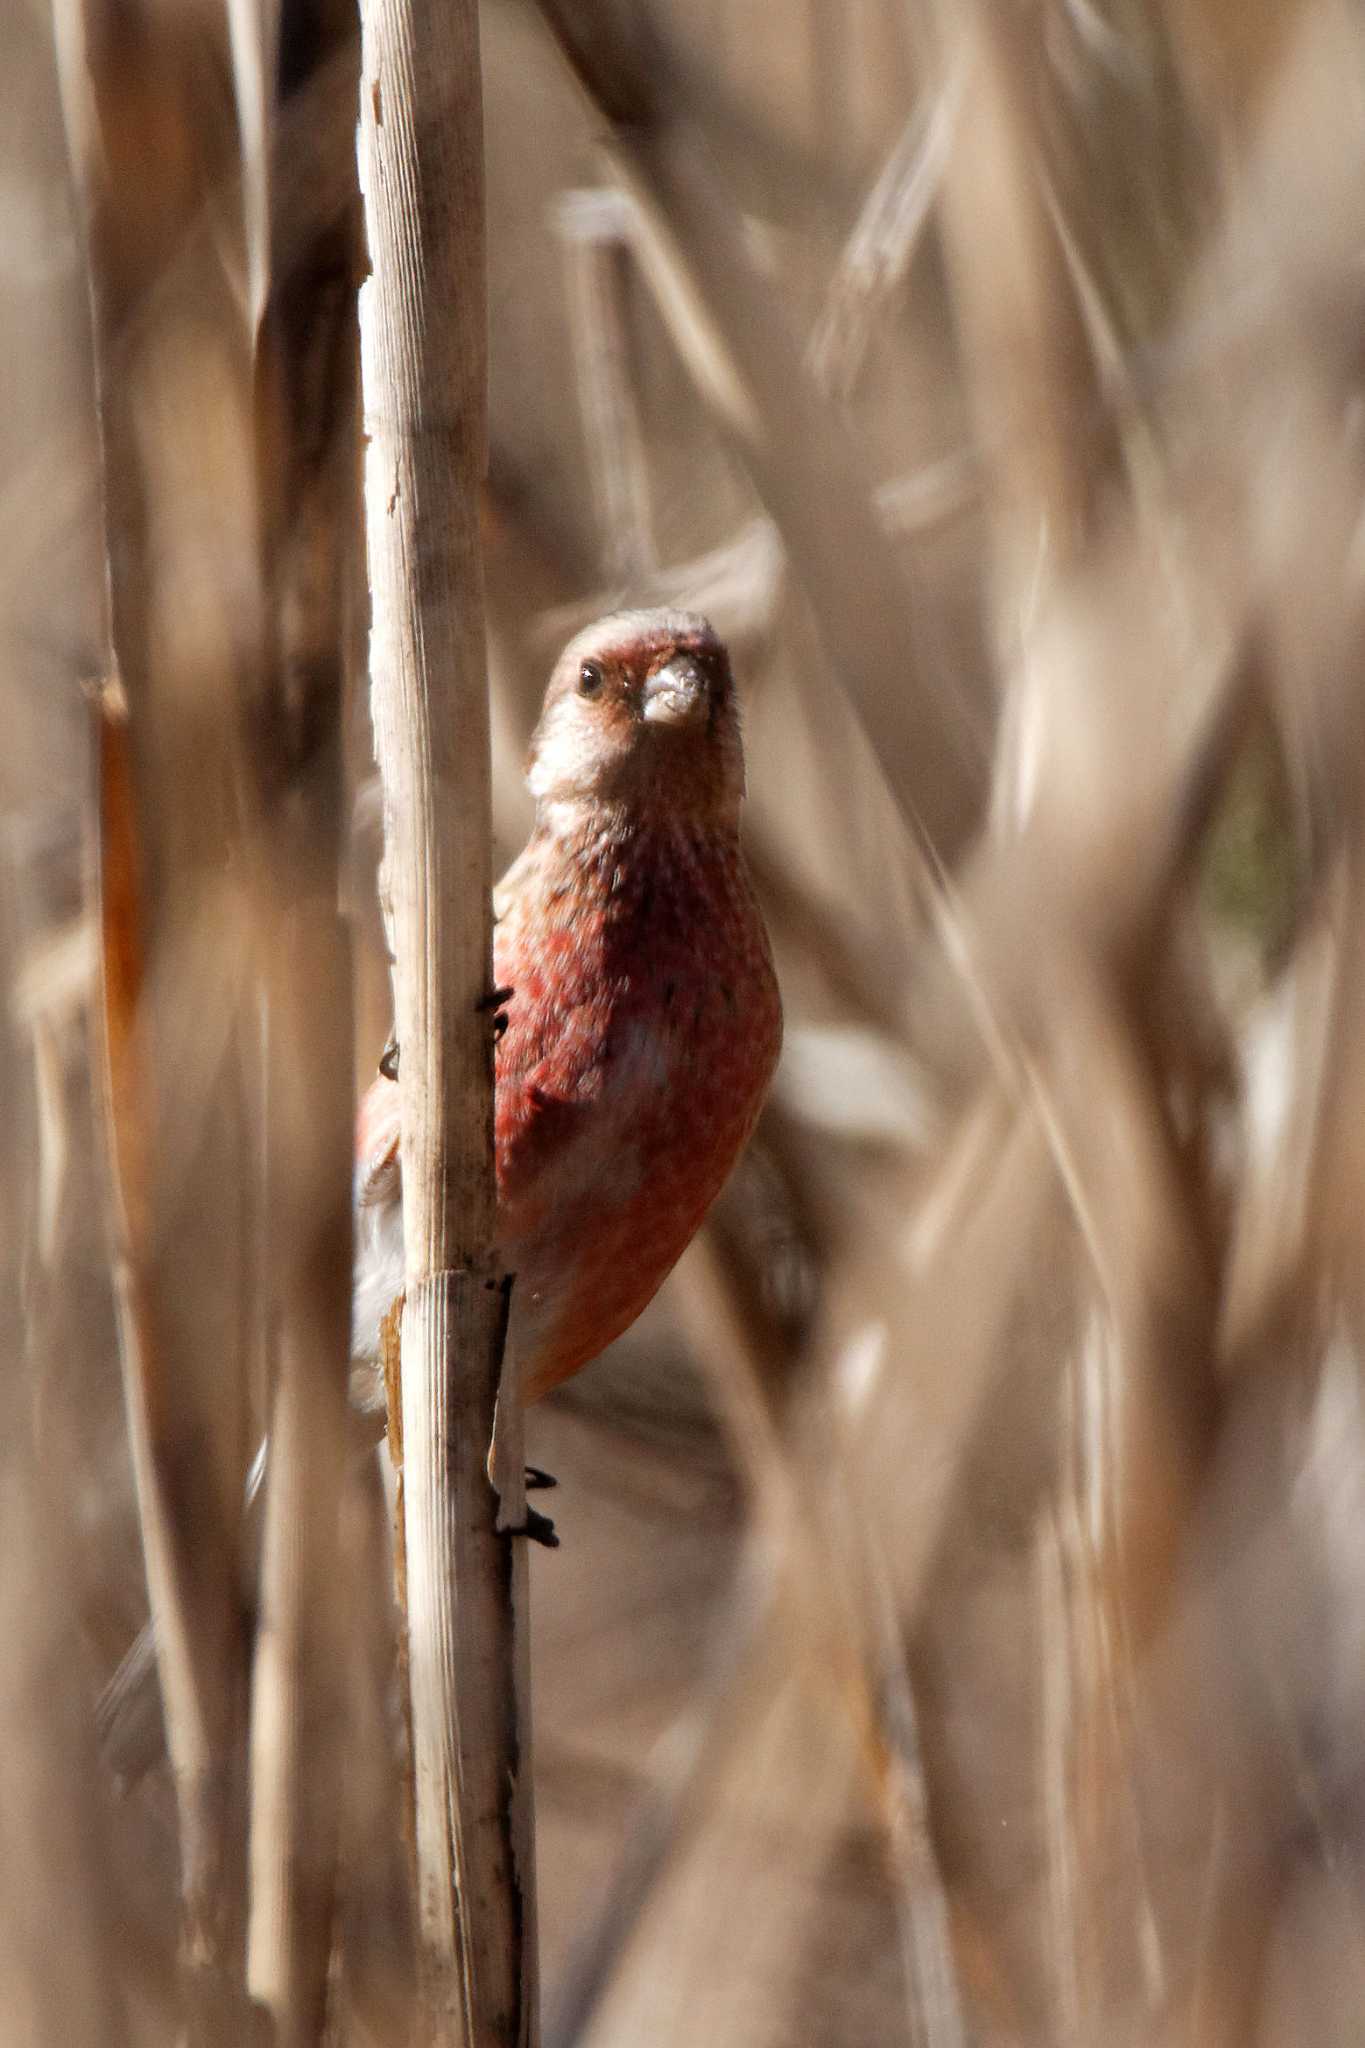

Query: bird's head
[527,609,746,831]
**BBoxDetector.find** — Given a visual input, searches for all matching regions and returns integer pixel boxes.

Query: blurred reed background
[5,0,1365,2040]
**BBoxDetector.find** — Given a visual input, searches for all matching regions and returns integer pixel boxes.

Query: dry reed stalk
[332,1448,420,2041]
[1161,0,1315,134]
[243,2,363,2038]
[920,11,1231,2013]
[542,1122,987,2046]
[902,7,1365,2028]
[677,1227,969,2048]
[585,1643,876,2048]
[537,450,981,671]
[532,0,986,867]
[541,1561,775,2048]
[929,0,1116,606]
[922,0,1267,1699]
[358,0,538,2037]
[1160,35,1365,2025]
[555,189,656,586]
[0,855,130,2045]
[517,12,1293,2036]
[56,6,264,2029]
[547,1243,963,2048]
[1214,37,1365,1341]
[806,76,962,401]
[503,34,1084,2029]
[911,592,1246,2016]
[30,0,1365,2036]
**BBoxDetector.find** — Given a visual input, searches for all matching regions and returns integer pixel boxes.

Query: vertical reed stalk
[56,9,262,2031]
[358,0,539,2037]
[244,4,364,2038]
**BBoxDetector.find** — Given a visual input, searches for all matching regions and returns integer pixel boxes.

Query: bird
[350,608,783,1499]
[96,608,779,1778]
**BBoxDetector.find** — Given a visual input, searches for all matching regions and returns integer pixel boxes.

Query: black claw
[525,1465,557,1491]
[493,1010,509,1040]
[476,984,514,1013]
[378,1034,400,1082]
[507,1505,559,1548]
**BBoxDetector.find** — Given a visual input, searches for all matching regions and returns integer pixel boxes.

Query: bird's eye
[578,660,605,698]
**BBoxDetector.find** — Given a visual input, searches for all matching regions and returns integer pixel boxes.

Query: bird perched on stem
[96,610,778,1776]
[351,608,782,1459]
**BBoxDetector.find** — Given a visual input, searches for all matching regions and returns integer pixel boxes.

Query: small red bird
[351,608,782,1428]
[97,611,777,1767]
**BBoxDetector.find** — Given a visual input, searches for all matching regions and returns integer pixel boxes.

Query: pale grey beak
[641,654,708,727]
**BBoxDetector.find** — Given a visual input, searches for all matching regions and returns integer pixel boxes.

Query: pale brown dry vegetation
[6,0,1365,2042]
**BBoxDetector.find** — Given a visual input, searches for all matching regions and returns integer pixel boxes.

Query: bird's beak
[641,655,708,728]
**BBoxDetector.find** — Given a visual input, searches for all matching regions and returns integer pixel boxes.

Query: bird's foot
[477,984,514,1040]
[384,988,511,1070]
[506,1504,559,1548]
[525,1465,557,1491]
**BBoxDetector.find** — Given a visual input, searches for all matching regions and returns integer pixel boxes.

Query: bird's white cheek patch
[528,703,616,802]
